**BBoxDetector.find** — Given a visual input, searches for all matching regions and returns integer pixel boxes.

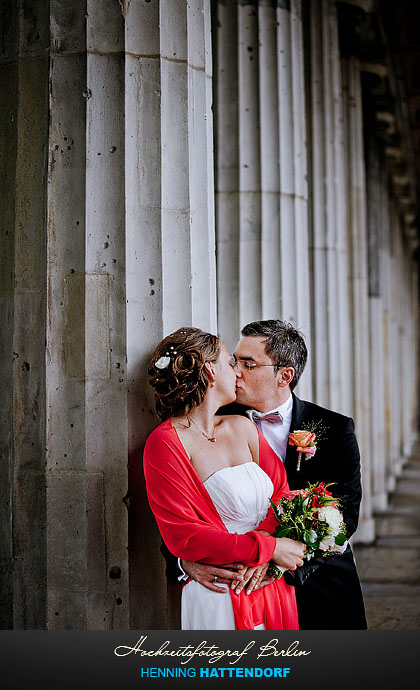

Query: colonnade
[213,0,418,545]
[1,0,418,630]
[214,0,312,400]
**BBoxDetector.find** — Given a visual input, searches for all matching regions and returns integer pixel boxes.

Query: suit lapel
[291,394,306,427]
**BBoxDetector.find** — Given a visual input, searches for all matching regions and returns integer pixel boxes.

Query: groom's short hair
[241,319,307,391]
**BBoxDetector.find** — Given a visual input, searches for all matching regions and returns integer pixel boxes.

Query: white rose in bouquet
[317,505,348,553]
[318,505,343,535]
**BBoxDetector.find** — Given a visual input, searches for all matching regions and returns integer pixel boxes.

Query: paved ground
[353,450,420,630]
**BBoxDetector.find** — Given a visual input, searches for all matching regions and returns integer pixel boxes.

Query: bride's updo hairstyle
[148,327,221,420]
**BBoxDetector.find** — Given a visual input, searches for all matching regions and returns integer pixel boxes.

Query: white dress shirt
[248,394,293,463]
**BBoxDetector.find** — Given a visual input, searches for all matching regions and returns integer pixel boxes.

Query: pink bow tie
[246,409,283,425]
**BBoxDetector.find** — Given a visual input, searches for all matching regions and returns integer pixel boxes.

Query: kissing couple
[143,320,367,630]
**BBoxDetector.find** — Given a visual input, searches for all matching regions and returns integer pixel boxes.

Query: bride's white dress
[181,462,273,630]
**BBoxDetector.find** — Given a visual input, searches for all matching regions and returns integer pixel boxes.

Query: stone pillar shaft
[214,0,240,351]
[366,138,387,511]
[342,56,375,542]
[125,0,216,629]
[1,0,49,629]
[309,0,351,412]
[238,2,262,326]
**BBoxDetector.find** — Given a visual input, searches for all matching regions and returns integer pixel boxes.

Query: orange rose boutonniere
[289,421,328,471]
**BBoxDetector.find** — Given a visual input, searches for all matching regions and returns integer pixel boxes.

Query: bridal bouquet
[268,482,348,578]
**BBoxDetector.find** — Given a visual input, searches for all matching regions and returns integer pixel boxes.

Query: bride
[143,327,305,630]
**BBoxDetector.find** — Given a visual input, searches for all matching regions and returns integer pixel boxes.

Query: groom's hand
[180,560,245,593]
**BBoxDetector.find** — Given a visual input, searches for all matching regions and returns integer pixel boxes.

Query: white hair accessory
[155,356,170,370]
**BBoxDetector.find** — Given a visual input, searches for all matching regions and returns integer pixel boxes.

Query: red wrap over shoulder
[143,419,298,630]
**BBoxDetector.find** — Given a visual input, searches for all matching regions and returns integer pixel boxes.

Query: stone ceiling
[338,0,420,253]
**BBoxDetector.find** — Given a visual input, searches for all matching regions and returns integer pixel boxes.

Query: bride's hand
[181,560,246,593]
[272,537,305,570]
[230,563,269,595]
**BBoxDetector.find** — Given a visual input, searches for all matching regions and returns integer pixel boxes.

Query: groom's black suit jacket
[161,394,367,630]
[281,394,367,629]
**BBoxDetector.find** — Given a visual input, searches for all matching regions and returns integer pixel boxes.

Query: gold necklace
[188,415,216,442]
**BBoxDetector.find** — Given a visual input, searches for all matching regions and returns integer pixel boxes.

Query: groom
[163,320,367,630]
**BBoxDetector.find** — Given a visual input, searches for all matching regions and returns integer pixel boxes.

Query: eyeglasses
[230,354,277,371]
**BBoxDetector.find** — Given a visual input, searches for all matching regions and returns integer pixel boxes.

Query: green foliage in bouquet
[270,482,347,556]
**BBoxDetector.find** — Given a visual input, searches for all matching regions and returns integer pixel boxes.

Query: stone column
[409,263,420,446]
[342,57,375,543]
[309,0,351,412]
[366,137,387,511]
[381,191,394,495]
[309,0,332,408]
[125,0,216,629]
[259,1,281,320]
[389,205,405,483]
[213,0,240,352]
[238,2,262,327]
[85,0,129,629]
[0,3,16,622]
[0,0,49,628]
[330,6,352,415]
[388,213,420,475]
[402,249,418,452]
[409,262,420,445]
[46,0,129,629]
[401,248,418,456]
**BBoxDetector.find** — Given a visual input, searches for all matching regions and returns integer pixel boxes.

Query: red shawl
[143,419,298,630]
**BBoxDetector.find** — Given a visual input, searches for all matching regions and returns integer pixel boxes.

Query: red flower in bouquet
[267,482,347,579]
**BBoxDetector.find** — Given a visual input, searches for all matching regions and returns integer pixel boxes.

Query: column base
[372,492,388,512]
[352,517,376,544]
[387,475,397,493]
